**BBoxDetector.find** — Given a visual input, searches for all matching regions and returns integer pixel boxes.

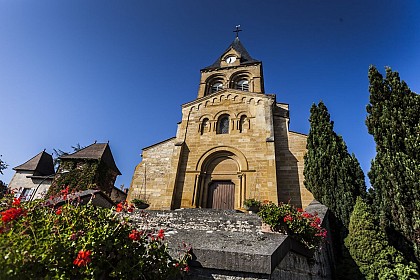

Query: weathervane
[233,25,242,38]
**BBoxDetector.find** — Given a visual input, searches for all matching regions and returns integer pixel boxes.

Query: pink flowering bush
[0,193,190,279]
[258,202,327,249]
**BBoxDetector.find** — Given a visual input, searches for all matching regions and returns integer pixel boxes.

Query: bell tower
[197,36,265,99]
[128,28,314,211]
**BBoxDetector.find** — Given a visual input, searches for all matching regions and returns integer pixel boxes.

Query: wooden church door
[207,181,235,209]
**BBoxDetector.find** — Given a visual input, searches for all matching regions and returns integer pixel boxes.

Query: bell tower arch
[197,36,265,99]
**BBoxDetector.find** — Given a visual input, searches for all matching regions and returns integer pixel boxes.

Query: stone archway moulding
[196,146,249,172]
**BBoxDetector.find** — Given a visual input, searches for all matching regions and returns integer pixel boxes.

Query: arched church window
[211,82,224,94]
[217,114,230,134]
[201,118,209,135]
[236,79,249,91]
[239,115,248,133]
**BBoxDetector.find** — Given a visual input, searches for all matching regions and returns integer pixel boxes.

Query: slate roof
[60,143,121,175]
[13,151,55,176]
[202,37,260,70]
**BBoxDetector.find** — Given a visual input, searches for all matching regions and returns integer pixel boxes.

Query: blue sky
[1,0,419,189]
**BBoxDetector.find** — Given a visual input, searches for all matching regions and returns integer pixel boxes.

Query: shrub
[131,198,149,208]
[344,197,418,280]
[0,194,190,279]
[243,198,261,208]
[258,202,327,249]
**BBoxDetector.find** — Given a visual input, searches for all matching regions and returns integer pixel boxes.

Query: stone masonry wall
[128,138,176,209]
[8,171,35,192]
[170,90,279,209]
[8,171,52,200]
[273,104,313,209]
[288,132,314,209]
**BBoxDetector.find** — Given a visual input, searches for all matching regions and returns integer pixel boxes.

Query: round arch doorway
[198,152,241,209]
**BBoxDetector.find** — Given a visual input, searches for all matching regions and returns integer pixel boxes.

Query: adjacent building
[9,143,125,203]
[8,150,55,200]
[50,142,122,197]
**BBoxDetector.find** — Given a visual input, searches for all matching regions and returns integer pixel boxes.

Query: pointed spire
[202,34,260,70]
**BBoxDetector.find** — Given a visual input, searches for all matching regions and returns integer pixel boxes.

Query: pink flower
[73,250,91,267]
[302,212,312,219]
[61,186,70,200]
[310,221,321,229]
[55,207,62,215]
[128,229,142,241]
[69,233,77,240]
[12,198,21,206]
[157,229,165,240]
[283,215,293,222]
[116,203,123,212]
[1,207,25,224]
[315,229,328,238]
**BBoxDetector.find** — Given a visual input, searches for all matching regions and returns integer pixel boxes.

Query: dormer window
[211,82,224,93]
[236,79,249,91]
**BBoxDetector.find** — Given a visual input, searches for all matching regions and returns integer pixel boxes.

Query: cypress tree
[366,66,420,262]
[304,102,367,279]
[304,101,366,227]
[345,197,418,279]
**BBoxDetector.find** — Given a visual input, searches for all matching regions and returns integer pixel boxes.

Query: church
[127,34,313,210]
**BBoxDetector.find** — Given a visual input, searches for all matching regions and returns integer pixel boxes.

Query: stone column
[239,174,246,208]
[192,173,201,207]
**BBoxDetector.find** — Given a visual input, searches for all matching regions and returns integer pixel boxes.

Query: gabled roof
[60,143,121,175]
[13,151,55,176]
[202,37,260,70]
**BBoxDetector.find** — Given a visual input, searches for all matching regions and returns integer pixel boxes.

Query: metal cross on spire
[233,25,242,38]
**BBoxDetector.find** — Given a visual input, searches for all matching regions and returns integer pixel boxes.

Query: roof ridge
[13,151,44,170]
[60,142,108,159]
[13,150,54,175]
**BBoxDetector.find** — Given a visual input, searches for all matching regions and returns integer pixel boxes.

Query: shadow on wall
[277,150,302,208]
[171,144,190,209]
[273,106,303,208]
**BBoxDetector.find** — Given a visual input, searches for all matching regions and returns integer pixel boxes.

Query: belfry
[128,34,313,210]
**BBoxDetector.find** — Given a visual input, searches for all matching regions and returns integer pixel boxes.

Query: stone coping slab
[128,208,316,274]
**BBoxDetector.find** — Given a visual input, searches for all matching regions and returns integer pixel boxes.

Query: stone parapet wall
[185,249,330,280]
[130,209,262,234]
[128,202,333,280]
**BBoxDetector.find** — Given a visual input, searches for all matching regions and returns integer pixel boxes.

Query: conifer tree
[366,66,420,262]
[304,102,367,279]
[304,101,366,227]
[0,155,6,175]
[345,197,418,279]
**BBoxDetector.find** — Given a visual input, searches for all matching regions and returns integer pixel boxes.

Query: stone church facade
[128,37,313,210]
